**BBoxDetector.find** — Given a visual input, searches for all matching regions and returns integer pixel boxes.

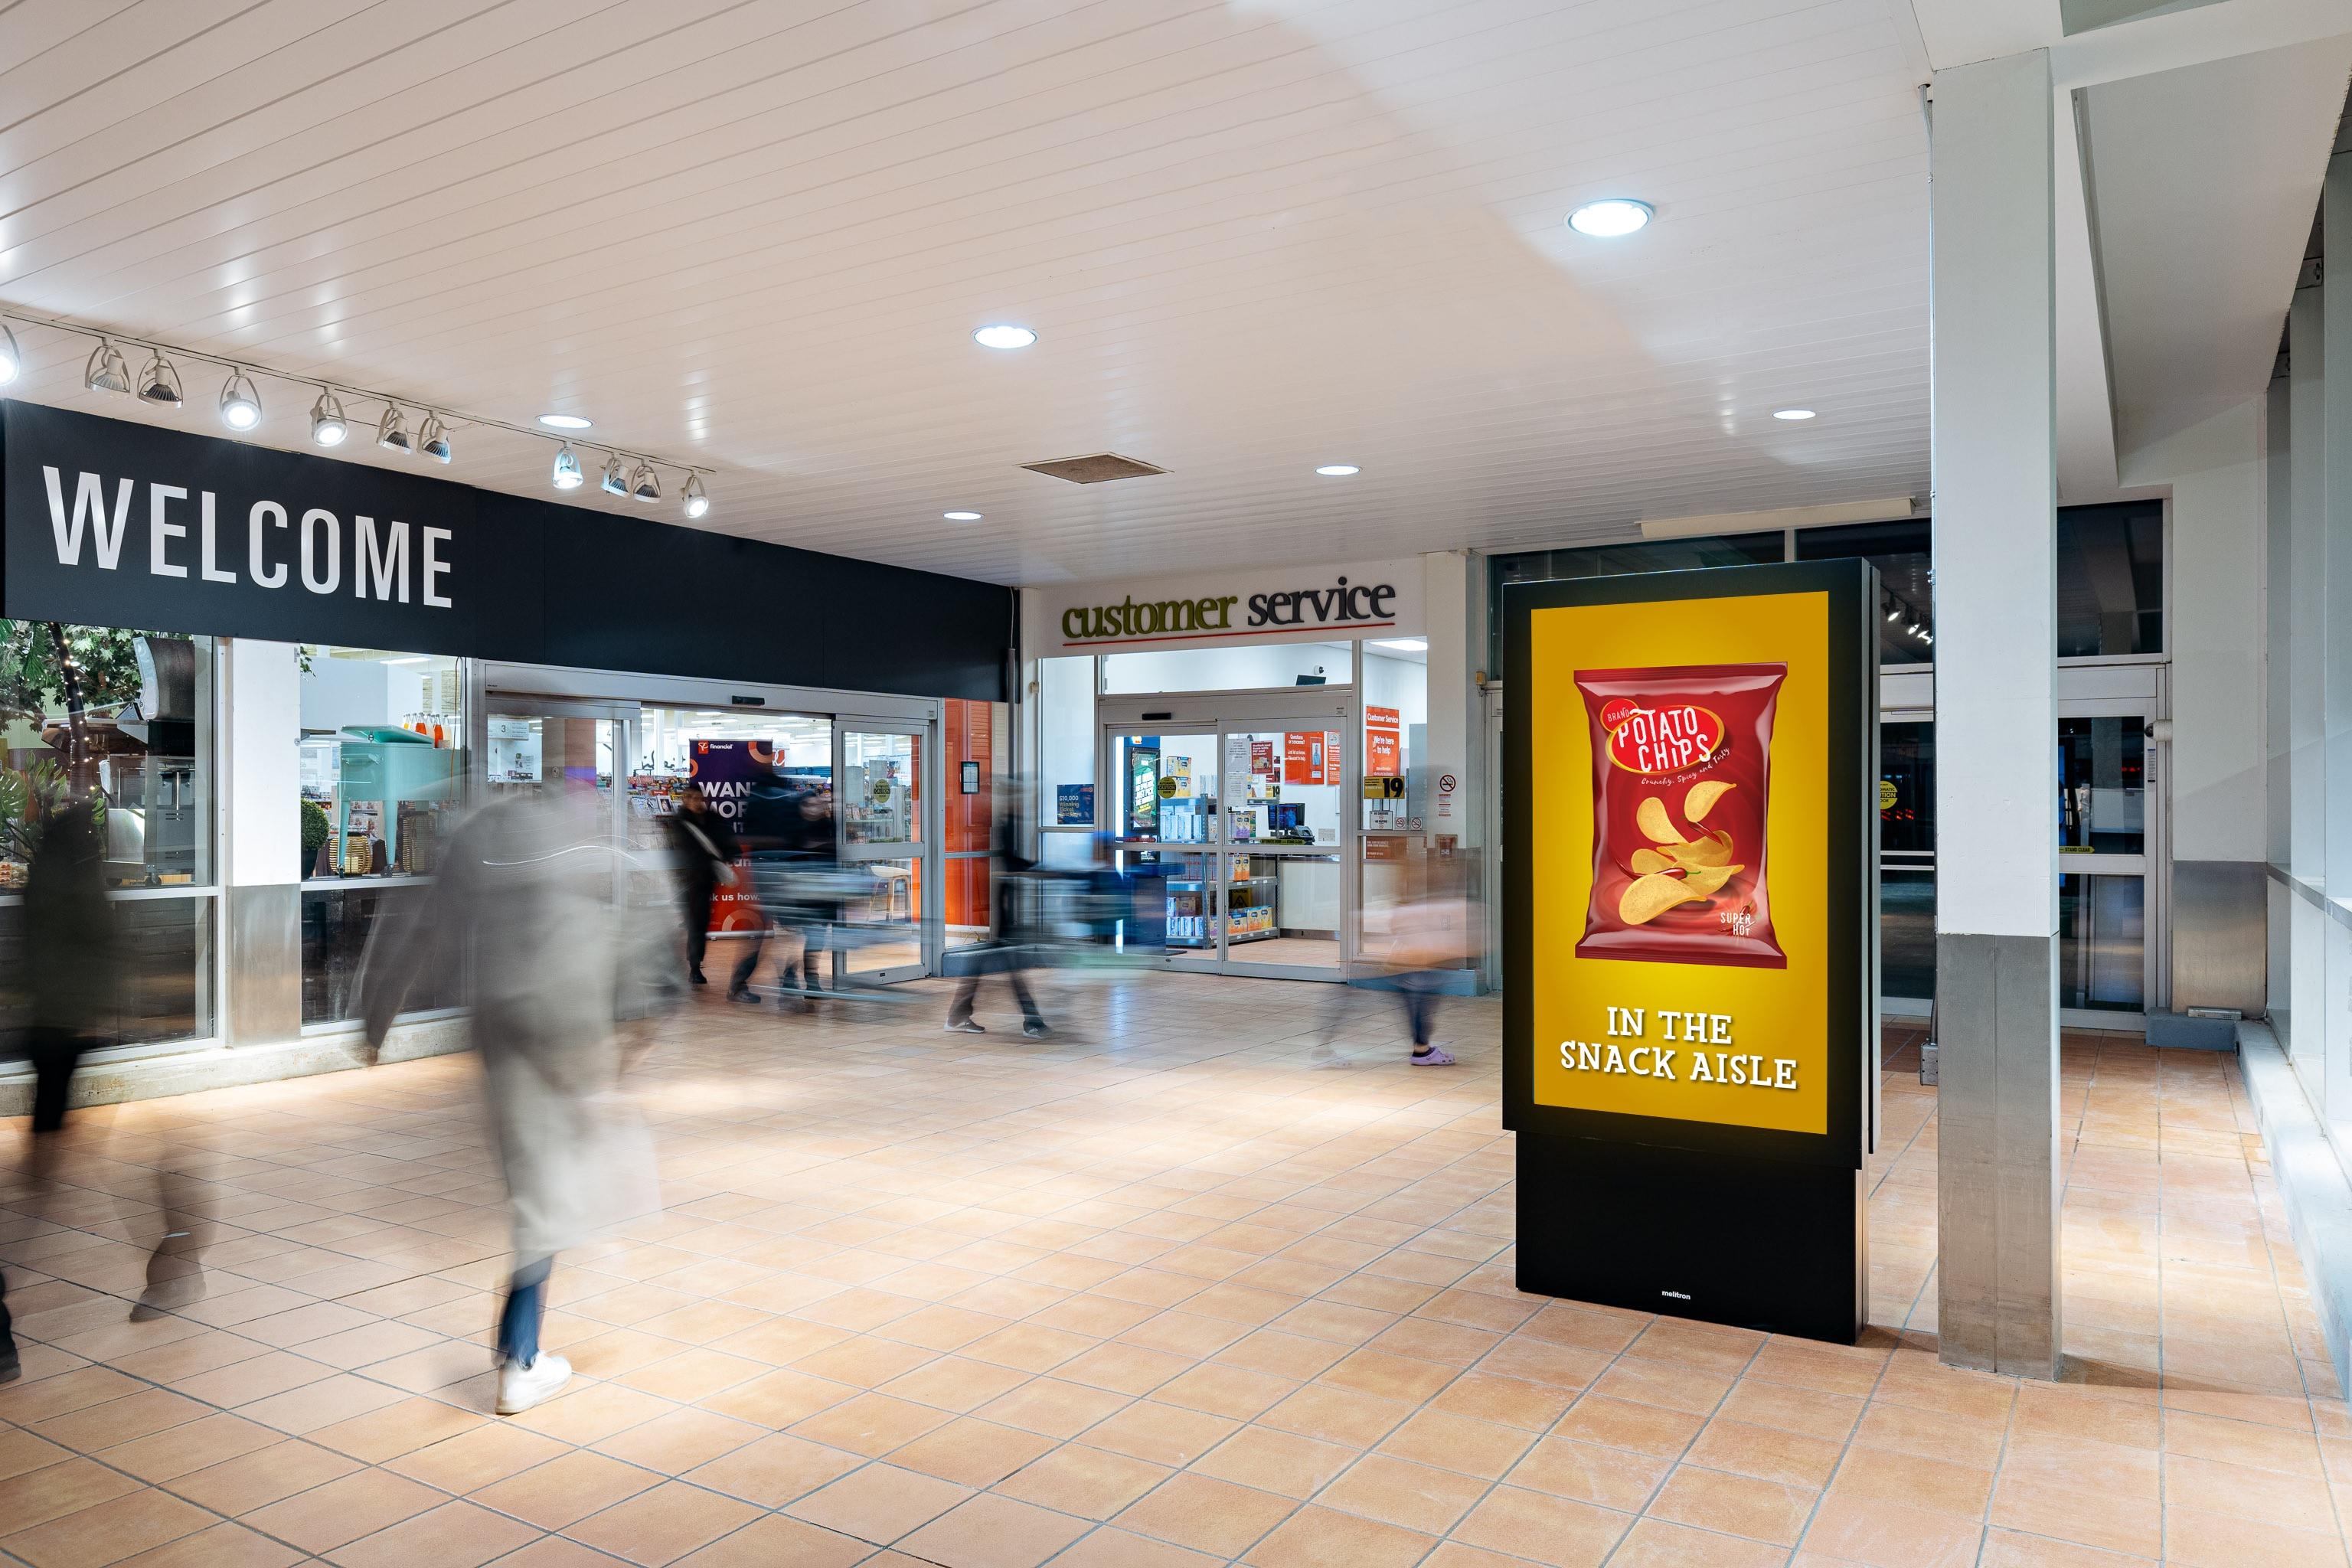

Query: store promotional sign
[1038,559,1423,653]
[1504,560,1876,1343]
[691,740,772,935]
[1366,705,1401,778]
[4,400,480,654]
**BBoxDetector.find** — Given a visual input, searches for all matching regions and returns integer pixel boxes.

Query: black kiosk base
[1517,1132,1866,1346]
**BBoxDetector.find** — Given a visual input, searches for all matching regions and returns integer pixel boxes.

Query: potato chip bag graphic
[1574,663,1788,969]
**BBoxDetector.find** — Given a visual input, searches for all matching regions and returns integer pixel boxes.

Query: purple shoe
[1411,1046,1456,1066]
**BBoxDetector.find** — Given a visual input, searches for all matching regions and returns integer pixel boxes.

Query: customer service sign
[1037,560,1423,654]
[1503,561,1876,1161]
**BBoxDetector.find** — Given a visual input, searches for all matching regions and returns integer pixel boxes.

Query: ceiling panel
[0,0,1932,584]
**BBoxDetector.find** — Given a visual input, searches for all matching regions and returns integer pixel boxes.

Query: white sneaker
[495,1353,572,1415]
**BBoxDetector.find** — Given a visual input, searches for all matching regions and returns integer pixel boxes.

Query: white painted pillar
[2320,153,2352,1127]
[1929,47,2062,1378]
[224,638,303,1044]
[1420,550,1472,851]
[2288,276,2329,1098]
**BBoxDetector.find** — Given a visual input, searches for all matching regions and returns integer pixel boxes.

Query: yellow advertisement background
[1528,592,1829,1134]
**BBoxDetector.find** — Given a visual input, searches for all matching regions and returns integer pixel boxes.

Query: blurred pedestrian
[946,795,1049,1038]
[1385,854,1472,1066]
[364,795,658,1416]
[727,771,800,1003]
[665,782,737,985]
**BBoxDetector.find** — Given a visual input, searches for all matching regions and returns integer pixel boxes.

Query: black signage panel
[2,402,1012,702]
[4,400,485,655]
[1504,560,1878,1344]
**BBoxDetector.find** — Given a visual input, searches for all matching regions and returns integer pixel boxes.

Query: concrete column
[2288,277,2330,1104]
[1420,550,1472,857]
[2321,152,2352,1127]
[1929,48,2061,1379]
[2268,366,2293,1034]
[224,638,303,1046]
[2126,400,2267,1014]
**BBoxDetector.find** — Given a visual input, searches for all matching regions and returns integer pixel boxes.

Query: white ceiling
[0,1,2337,587]
[0,0,1936,585]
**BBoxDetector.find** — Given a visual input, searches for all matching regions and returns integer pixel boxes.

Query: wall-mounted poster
[1056,783,1096,825]
[1366,705,1401,779]
[1505,560,1877,1345]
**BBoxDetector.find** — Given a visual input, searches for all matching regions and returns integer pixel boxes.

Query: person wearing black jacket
[945,800,1049,1038]
[664,782,737,985]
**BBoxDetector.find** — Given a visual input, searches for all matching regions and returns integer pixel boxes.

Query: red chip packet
[1574,663,1788,969]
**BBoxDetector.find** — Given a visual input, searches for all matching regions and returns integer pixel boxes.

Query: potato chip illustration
[1576,664,1787,969]
[1620,871,1706,926]
[1684,779,1736,821]
[1663,830,1735,869]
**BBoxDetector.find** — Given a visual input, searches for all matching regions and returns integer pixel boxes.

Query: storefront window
[0,621,217,1049]
[1361,642,1426,835]
[2056,501,2163,656]
[299,647,466,1025]
[1040,656,1096,831]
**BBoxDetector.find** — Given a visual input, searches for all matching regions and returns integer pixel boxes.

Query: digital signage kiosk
[1504,560,1878,1344]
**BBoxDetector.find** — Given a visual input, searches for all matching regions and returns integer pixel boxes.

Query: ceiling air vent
[1021,452,1168,484]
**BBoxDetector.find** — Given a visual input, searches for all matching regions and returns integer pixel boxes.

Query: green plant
[302,798,331,856]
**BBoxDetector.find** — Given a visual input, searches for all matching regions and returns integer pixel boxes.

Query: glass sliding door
[837,720,933,983]
[1108,727,1222,969]
[2056,710,2155,1018]
[1880,716,1935,1011]
[481,700,635,903]
[1221,726,1346,975]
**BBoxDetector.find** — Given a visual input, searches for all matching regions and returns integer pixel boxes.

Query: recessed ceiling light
[1566,199,1653,238]
[943,511,983,521]
[1372,638,1427,652]
[537,413,592,430]
[972,324,1037,350]
[1772,408,1817,420]
[1315,465,1359,476]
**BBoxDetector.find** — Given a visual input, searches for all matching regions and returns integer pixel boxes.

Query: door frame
[2056,691,2165,1026]
[834,714,941,984]
[1097,685,1359,981]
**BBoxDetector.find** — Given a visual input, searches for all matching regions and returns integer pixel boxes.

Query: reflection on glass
[2056,502,2163,656]
[0,897,215,1047]
[842,730,918,848]
[1795,519,1933,667]
[1488,535,1785,674]
[631,709,831,852]
[1244,851,1343,969]
[1226,730,1341,848]
[2057,718,2145,854]
[1117,733,1217,843]
[1879,719,1934,1002]
[2060,873,2145,1011]
[1135,849,1213,956]
[841,858,921,975]
[302,885,459,1025]
[1882,871,1936,1002]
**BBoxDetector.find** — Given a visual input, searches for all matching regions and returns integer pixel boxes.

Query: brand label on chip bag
[1574,663,1788,969]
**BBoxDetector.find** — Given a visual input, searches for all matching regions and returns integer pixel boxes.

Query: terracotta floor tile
[562,1479,763,1566]
[1046,1525,1227,1567]
[1375,1407,1534,1479]
[471,1449,665,1530]
[1190,1424,1354,1498]
[98,1413,280,1484]
[697,1367,858,1427]
[308,1394,488,1463]
[1686,1415,1846,1488]
[1240,1501,1433,1568]
[592,1407,763,1474]
[1798,1491,1984,1568]
[1080,1399,1238,1466]
[895,1493,1091,1568]
[1607,1517,1793,1568]
[1112,1471,1298,1559]
[2,1485,216,1568]
[886,1416,1057,1488]
[669,1512,872,1567]
[683,1432,864,1508]
[784,1462,973,1545]
[1553,1393,1707,1459]
[1504,1434,1673,1511]
[1427,1370,1576,1431]
[1648,1463,1818,1547]
[878,1354,1029,1414]
[1314,1452,1490,1534]
[166,1438,358,1515]
[972,1377,1132,1440]
[109,1521,305,1568]
[2164,1502,2347,1568]
[1317,1348,1457,1403]
[386,1421,570,1493]
[1446,1483,1629,1566]
[994,1442,1171,1518]
[1829,1443,1997,1519]
[240,1468,444,1553]
[322,1499,540,1568]
[788,1390,952,1457]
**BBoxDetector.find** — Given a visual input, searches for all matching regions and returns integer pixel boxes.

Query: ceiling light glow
[973,324,1037,349]
[537,413,592,430]
[310,390,348,446]
[682,473,709,519]
[943,511,982,521]
[1315,465,1359,476]
[1772,408,1817,420]
[1566,199,1652,238]
[0,325,18,387]
[217,370,262,431]
[1372,638,1428,652]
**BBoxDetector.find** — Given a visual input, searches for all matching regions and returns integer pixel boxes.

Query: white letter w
[43,468,132,569]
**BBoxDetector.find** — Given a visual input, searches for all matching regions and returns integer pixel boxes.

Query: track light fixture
[376,404,412,455]
[84,340,133,396]
[629,461,661,503]
[137,348,184,407]
[218,371,262,431]
[599,453,629,497]
[1885,603,1902,623]
[682,473,709,519]
[310,390,348,446]
[417,411,452,463]
[0,324,18,386]
[552,443,584,489]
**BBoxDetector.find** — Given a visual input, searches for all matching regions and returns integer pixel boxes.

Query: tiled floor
[1,972,2343,1566]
